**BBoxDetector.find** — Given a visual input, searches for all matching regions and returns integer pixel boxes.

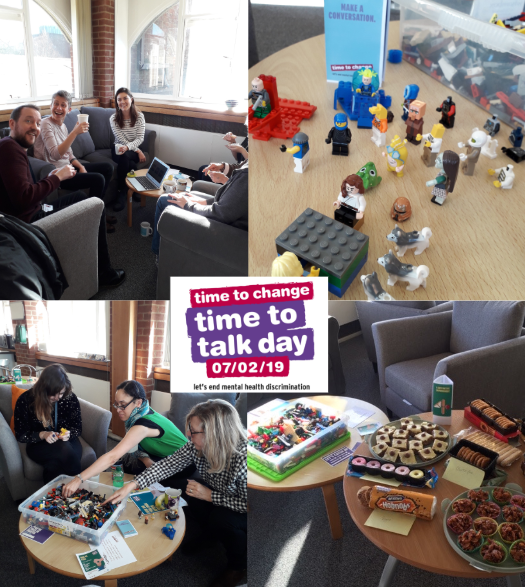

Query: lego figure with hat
[369,104,388,147]
[436,96,456,129]
[426,150,460,205]
[325,113,352,156]
[280,132,310,173]
[402,84,419,122]
[382,136,408,177]
[421,123,445,167]
[248,77,271,119]
[458,129,488,175]
[391,197,412,222]
[333,174,366,229]
[405,100,426,145]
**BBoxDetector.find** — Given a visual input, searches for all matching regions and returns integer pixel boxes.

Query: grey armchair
[355,301,453,372]
[373,301,525,419]
[329,316,346,394]
[0,386,111,501]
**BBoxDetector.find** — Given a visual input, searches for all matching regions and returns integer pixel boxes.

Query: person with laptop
[110,87,146,212]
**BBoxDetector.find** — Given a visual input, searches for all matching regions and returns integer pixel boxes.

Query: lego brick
[323,243,369,288]
[275,208,369,280]
[328,253,369,298]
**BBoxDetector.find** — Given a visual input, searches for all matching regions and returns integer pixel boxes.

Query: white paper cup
[115,143,125,155]
[77,114,89,123]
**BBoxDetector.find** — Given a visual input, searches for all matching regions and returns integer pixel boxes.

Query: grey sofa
[329,316,346,395]
[373,301,525,419]
[356,301,453,372]
[0,385,111,501]
[156,181,248,299]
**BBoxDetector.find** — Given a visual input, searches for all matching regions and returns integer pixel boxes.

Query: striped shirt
[34,117,75,169]
[109,112,145,152]
[134,437,247,513]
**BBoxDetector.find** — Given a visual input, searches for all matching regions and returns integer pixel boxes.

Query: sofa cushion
[382,301,436,310]
[79,436,96,470]
[450,301,525,354]
[0,386,13,424]
[19,441,44,481]
[80,107,115,150]
[64,110,96,159]
[82,149,117,167]
[167,393,236,433]
[385,352,453,412]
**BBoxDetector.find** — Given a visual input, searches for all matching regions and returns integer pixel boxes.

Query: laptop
[128,157,170,192]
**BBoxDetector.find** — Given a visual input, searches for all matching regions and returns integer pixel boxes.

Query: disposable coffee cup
[176,179,188,192]
[77,114,89,132]
[115,143,125,155]
[141,222,153,237]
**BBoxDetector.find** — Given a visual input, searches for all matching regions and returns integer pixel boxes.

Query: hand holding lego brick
[59,428,70,441]
[40,430,58,444]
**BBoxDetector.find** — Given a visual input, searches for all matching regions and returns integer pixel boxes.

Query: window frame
[130,0,244,104]
[0,0,73,104]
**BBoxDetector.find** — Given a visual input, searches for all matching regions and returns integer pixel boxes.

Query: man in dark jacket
[0,104,124,290]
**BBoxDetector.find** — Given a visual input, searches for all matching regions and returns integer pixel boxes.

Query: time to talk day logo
[185,281,315,391]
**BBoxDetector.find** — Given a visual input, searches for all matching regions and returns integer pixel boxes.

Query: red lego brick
[471,83,480,98]
[423,58,432,68]
[496,91,525,121]
[479,97,490,108]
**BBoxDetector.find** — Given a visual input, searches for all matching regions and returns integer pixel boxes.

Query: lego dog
[377,250,429,291]
[361,272,395,301]
[386,225,432,256]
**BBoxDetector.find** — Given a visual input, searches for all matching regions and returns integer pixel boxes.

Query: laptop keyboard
[135,176,157,190]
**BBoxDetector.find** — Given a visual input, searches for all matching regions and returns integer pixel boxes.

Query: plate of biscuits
[368,415,451,468]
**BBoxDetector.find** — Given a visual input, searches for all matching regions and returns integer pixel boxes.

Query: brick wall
[135,301,168,399]
[92,0,115,108]
[12,301,48,376]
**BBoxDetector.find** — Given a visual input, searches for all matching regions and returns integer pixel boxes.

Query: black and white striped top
[134,437,247,513]
[109,112,146,152]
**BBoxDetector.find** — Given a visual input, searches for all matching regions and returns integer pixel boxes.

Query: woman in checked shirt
[105,399,247,587]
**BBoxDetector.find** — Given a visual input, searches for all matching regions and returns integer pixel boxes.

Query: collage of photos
[0,1,524,587]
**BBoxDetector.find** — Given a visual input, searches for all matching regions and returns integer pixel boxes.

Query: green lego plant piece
[356,162,382,190]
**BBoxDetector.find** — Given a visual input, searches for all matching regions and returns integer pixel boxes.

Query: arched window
[130,0,245,103]
[0,0,73,102]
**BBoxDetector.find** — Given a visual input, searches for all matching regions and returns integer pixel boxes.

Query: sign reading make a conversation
[171,277,328,393]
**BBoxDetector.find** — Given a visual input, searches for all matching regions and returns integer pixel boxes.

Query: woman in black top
[14,363,82,483]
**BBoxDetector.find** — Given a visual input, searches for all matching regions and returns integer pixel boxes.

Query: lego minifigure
[356,162,382,190]
[325,113,352,156]
[355,68,378,97]
[421,123,445,167]
[382,136,408,177]
[144,515,149,524]
[333,174,366,229]
[391,197,412,222]
[280,132,310,173]
[369,104,388,147]
[377,250,429,291]
[510,124,524,149]
[361,272,395,301]
[162,523,176,540]
[426,150,460,206]
[405,100,426,145]
[386,225,432,256]
[271,252,319,277]
[483,114,500,137]
[138,510,143,519]
[458,129,488,175]
[402,84,419,122]
[436,96,456,129]
[488,165,515,189]
[248,77,271,119]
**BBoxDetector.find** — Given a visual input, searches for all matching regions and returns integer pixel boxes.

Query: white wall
[328,301,358,327]
[151,389,171,413]
[39,0,72,36]
[70,374,111,412]
[128,0,174,45]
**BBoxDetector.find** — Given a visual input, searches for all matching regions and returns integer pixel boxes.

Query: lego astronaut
[280,132,310,173]
[248,77,271,119]
[488,165,515,189]
[458,129,488,175]
[325,113,352,156]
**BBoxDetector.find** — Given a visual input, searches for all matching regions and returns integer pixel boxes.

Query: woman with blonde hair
[106,398,247,587]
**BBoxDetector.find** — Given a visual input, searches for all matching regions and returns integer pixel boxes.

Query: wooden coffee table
[125,169,192,228]
[343,410,524,586]
[248,395,389,540]
[19,472,185,587]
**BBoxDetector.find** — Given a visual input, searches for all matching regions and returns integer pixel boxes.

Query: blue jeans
[152,194,172,255]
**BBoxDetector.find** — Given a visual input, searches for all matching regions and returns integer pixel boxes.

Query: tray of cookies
[462,431,522,467]
[368,416,451,468]
[469,399,519,435]
[442,485,525,573]
[448,439,499,477]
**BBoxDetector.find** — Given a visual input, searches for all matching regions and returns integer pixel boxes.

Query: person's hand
[186,479,212,502]
[59,430,71,441]
[356,212,364,219]
[203,163,224,175]
[56,164,76,181]
[223,132,236,143]
[102,481,138,505]
[168,194,188,208]
[119,145,129,154]
[208,171,228,184]
[62,475,82,497]
[73,121,89,135]
[77,165,87,174]
[40,431,58,444]
[333,201,341,209]
[136,149,146,163]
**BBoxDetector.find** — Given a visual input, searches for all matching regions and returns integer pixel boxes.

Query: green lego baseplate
[247,430,351,482]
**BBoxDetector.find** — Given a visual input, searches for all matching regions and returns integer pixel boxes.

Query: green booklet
[76,548,109,580]
[432,375,453,425]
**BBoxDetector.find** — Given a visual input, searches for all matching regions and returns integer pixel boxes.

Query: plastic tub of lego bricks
[247,398,349,474]
[397,0,525,127]
[18,475,127,546]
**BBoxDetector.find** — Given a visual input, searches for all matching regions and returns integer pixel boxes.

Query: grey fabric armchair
[329,316,346,394]
[0,386,111,501]
[356,301,454,372]
[373,301,525,419]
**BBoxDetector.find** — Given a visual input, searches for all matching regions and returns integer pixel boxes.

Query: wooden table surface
[343,411,525,578]
[19,473,185,586]
[248,22,525,299]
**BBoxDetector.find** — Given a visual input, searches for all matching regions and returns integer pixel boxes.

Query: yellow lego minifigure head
[431,123,445,139]
[369,104,388,120]
[271,252,304,277]
[251,77,264,92]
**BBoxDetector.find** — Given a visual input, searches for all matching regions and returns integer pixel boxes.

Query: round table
[19,473,185,587]
[248,395,390,539]
[125,169,192,228]
[343,411,525,586]
[248,22,525,299]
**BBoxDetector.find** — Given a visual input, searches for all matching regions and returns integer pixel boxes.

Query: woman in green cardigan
[62,380,192,497]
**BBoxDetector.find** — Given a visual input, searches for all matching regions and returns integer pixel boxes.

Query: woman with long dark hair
[110,87,146,211]
[14,363,82,483]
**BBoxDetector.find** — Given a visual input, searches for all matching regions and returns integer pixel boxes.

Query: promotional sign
[433,375,453,425]
[171,277,328,393]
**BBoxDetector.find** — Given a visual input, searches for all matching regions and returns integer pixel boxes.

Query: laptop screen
[147,158,169,186]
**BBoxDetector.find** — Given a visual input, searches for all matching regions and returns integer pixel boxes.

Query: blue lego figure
[510,125,523,149]
[354,68,378,97]
[280,132,310,173]
[402,84,419,122]
[325,113,352,156]
[162,523,176,540]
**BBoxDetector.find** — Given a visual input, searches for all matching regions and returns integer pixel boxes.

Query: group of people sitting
[14,364,247,587]
[0,87,248,294]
